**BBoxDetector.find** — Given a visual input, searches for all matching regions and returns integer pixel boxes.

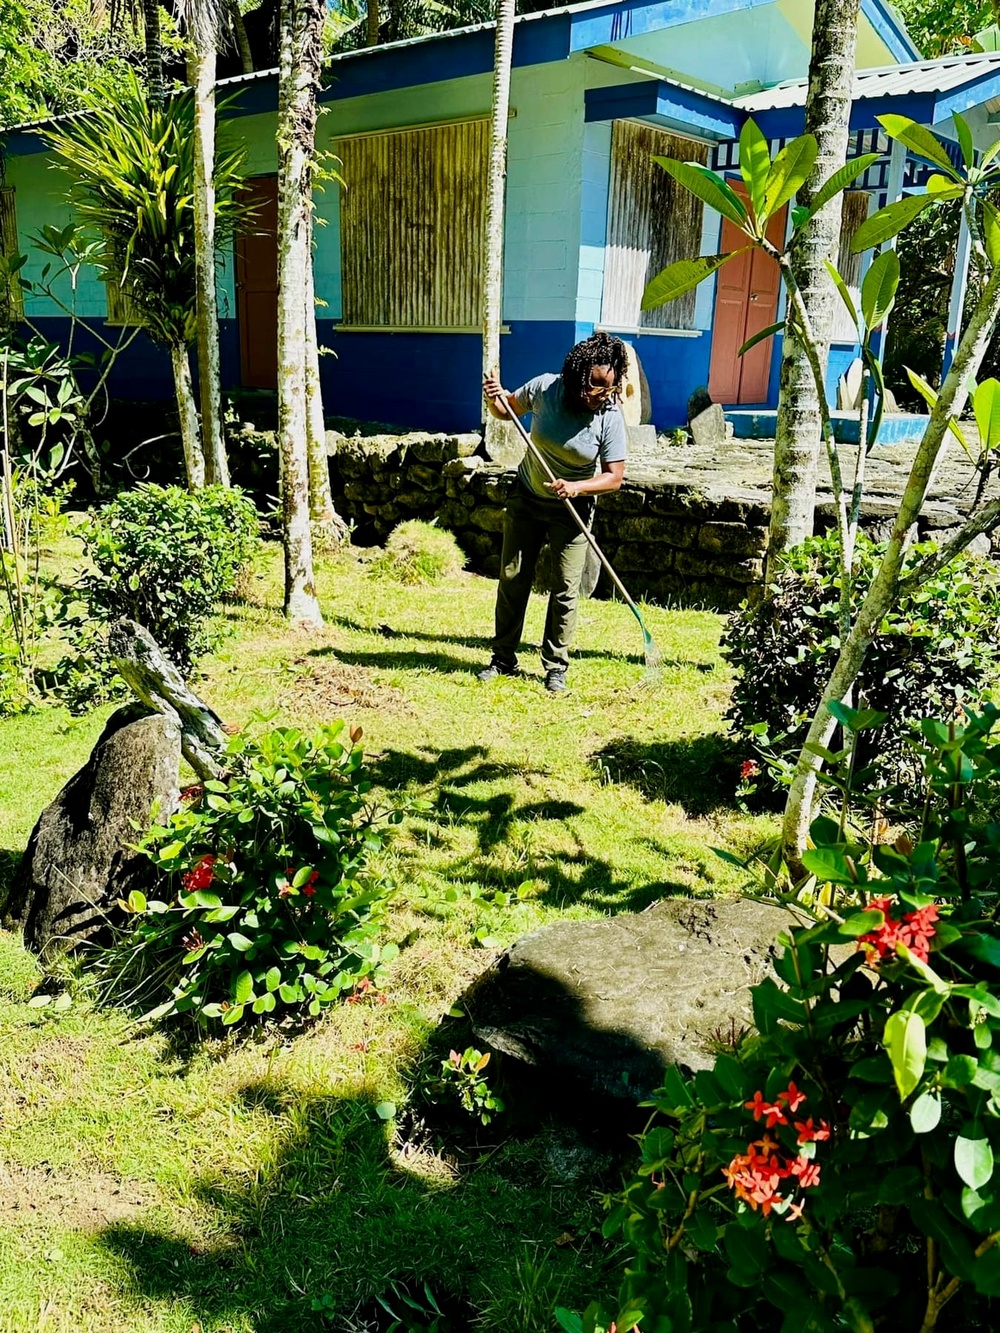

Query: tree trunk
[304,239,346,537]
[227,0,254,73]
[781,256,1000,871]
[142,0,166,107]
[190,39,229,488]
[481,0,515,460]
[366,0,379,45]
[765,0,860,578]
[276,0,323,625]
[170,341,206,489]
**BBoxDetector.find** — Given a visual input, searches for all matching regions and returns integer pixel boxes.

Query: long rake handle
[494,393,647,627]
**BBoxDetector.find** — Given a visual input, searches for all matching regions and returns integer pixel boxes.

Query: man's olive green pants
[491,484,594,675]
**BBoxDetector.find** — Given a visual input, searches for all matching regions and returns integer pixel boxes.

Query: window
[0,187,24,323]
[103,252,147,328]
[830,191,871,343]
[336,117,488,330]
[602,121,709,332]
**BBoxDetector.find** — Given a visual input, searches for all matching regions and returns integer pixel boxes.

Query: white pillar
[943,206,972,377]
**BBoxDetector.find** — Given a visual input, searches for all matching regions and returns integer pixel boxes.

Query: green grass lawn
[0,536,772,1332]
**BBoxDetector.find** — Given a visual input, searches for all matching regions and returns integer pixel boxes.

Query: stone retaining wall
[329,430,768,610]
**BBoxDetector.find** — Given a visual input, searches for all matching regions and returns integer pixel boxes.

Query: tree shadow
[593,733,742,816]
[94,1010,643,1328]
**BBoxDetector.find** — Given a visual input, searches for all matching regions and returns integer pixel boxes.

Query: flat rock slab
[465,897,796,1105]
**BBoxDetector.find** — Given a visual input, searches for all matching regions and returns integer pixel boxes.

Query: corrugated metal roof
[738,51,1000,112]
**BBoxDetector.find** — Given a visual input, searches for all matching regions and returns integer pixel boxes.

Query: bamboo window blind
[602,122,708,331]
[0,189,23,323]
[336,118,489,330]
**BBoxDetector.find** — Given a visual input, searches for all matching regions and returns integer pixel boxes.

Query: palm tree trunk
[226,0,254,73]
[277,0,323,625]
[765,0,859,577]
[170,341,206,489]
[366,0,379,45]
[481,0,515,459]
[142,0,166,107]
[190,39,229,488]
[304,241,346,537]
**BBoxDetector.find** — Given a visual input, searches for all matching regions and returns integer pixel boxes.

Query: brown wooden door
[235,177,278,389]
[708,182,786,405]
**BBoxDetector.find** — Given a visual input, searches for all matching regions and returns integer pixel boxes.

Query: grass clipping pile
[368,520,466,586]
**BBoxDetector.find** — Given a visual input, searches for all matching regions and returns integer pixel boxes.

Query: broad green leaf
[956,1133,995,1190]
[234,969,254,1005]
[221,1003,244,1026]
[910,1090,942,1133]
[227,932,254,952]
[852,194,938,253]
[642,251,742,311]
[762,132,818,220]
[904,364,975,460]
[127,890,147,913]
[974,377,1000,452]
[861,249,900,330]
[825,258,859,332]
[878,114,961,177]
[954,111,975,167]
[802,155,880,224]
[883,1009,926,1100]
[828,699,887,732]
[375,1101,397,1120]
[739,118,770,221]
[839,908,886,937]
[265,966,282,992]
[652,157,747,226]
[801,846,858,886]
[982,199,1000,268]
[738,320,783,358]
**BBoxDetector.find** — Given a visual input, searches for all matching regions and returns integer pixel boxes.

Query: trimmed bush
[369,519,465,585]
[723,532,1000,797]
[77,483,259,674]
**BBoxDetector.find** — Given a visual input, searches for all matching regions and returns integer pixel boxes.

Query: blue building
[2,0,994,433]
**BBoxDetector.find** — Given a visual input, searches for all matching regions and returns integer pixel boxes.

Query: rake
[494,393,663,686]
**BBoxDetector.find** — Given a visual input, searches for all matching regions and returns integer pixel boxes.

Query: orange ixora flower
[857,897,940,966]
[726,1084,826,1222]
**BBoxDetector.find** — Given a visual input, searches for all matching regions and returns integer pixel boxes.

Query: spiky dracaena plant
[44,70,249,489]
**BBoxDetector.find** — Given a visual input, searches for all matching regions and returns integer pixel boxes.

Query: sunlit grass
[0,533,773,1330]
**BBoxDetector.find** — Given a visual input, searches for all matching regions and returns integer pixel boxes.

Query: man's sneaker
[477,658,517,682]
[544,669,568,694]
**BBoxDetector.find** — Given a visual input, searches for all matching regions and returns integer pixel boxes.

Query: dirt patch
[279,657,411,717]
[0,1165,156,1231]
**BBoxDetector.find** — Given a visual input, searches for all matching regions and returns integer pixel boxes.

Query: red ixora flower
[744,1090,788,1128]
[179,784,204,803]
[182,855,216,892]
[857,896,940,966]
[727,1085,825,1221]
[740,760,760,781]
[302,870,319,898]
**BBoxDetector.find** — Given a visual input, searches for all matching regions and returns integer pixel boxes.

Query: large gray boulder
[464,897,797,1105]
[5,707,181,959]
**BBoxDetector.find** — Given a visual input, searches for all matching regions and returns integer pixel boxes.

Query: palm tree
[276,0,324,623]
[481,0,515,458]
[765,0,861,576]
[177,0,230,487]
[44,71,248,489]
[110,0,166,104]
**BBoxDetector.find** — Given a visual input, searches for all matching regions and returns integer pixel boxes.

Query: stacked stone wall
[329,431,768,610]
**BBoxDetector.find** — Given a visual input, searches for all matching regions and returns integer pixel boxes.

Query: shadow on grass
[592,733,741,816]
[326,615,723,673]
[95,1057,625,1330]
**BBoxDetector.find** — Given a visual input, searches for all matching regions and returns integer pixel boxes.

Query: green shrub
[72,483,259,677]
[723,532,1000,799]
[369,520,465,585]
[101,722,401,1029]
[563,704,1000,1333]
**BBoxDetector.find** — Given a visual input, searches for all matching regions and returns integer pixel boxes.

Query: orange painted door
[235,177,279,390]
[708,182,786,405]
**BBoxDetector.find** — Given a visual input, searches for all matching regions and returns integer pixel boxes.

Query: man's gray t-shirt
[511,374,627,500]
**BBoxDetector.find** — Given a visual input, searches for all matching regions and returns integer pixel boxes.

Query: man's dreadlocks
[561,331,628,410]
